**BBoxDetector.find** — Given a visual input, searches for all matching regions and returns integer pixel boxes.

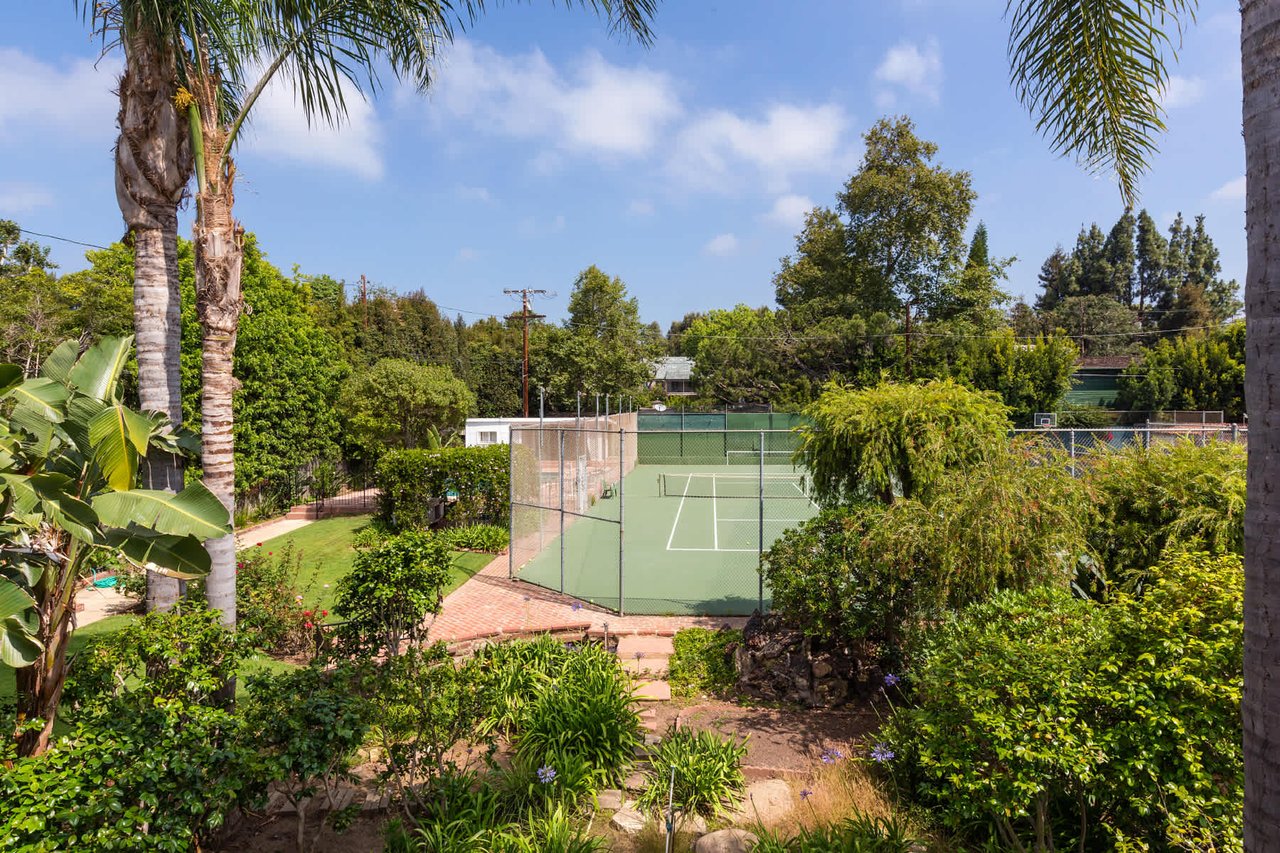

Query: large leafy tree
[839,117,976,352]
[1004,0,1275,840]
[339,358,474,457]
[0,337,230,756]
[1117,321,1246,421]
[534,265,662,409]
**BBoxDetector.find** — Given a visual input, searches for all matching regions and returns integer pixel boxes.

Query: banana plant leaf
[88,404,152,491]
[92,481,230,540]
[0,579,41,667]
[67,336,132,402]
[104,528,212,578]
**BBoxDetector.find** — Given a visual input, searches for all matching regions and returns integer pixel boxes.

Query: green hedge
[376,445,509,530]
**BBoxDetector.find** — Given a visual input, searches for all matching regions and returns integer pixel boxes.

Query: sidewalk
[428,552,746,643]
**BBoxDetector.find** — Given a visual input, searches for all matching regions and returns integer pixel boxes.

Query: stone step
[616,635,675,658]
[621,655,669,675]
[632,679,671,701]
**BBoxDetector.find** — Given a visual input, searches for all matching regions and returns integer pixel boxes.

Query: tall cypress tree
[1134,209,1171,325]
[1034,246,1079,311]
[1102,211,1137,303]
[1074,224,1112,296]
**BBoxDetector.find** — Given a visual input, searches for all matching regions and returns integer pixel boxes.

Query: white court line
[712,474,719,550]
[668,546,760,552]
[665,473,692,551]
[793,480,820,510]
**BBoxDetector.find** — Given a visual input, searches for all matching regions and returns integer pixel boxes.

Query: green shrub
[436,523,510,553]
[798,379,1011,506]
[1084,439,1245,589]
[333,530,453,655]
[765,444,1087,650]
[64,605,247,712]
[636,726,748,818]
[754,813,921,852]
[377,445,509,530]
[886,552,1243,851]
[241,665,371,852]
[5,608,269,851]
[669,628,741,699]
[513,642,643,791]
[474,635,575,737]
[0,701,269,852]
[387,772,604,853]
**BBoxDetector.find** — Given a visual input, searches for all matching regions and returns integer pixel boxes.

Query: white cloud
[671,104,850,193]
[242,72,383,179]
[0,183,55,214]
[430,40,681,159]
[1210,175,1246,203]
[628,199,655,216]
[456,247,481,262]
[703,232,739,256]
[763,193,814,229]
[0,49,119,141]
[874,39,943,104]
[1162,75,1207,109]
[456,185,492,203]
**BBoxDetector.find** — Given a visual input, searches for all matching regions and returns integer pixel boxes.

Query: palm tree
[144,0,657,627]
[1004,0,1277,843]
[83,1,232,614]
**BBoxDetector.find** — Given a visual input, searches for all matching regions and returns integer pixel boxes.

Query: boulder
[610,806,648,834]
[693,828,759,853]
[734,612,885,708]
[729,778,793,825]
[596,788,624,811]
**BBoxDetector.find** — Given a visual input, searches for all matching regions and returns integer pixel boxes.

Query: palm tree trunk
[1241,1,1280,848]
[114,30,192,613]
[193,145,243,628]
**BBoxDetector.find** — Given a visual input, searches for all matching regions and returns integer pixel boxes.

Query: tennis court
[511,422,820,615]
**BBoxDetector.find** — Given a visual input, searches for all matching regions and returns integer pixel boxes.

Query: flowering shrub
[229,542,314,654]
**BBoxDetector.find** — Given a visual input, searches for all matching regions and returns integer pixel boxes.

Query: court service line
[665,474,693,551]
[793,480,820,510]
[712,475,719,550]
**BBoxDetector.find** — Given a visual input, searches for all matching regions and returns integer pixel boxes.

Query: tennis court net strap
[659,472,810,499]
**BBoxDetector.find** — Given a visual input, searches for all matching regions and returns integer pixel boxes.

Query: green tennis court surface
[514,464,820,615]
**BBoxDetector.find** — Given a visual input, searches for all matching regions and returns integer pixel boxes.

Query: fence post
[1233,423,1240,444]
[758,430,765,614]
[508,434,515,581]
[1068,429,1076,477]
[559,429,566,594]
[618,428,626,616]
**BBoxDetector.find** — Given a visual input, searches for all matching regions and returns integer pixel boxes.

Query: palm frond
[1006,0,1197,205]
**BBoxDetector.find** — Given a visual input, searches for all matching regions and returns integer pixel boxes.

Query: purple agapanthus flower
[799,788,813,800]
[869,743,895,763]
[819,748,845,764]
[571,601,583,612]
[884,673,901,688]
[537,765,557,784]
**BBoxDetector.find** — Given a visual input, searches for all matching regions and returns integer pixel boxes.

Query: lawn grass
[243,514,496,614]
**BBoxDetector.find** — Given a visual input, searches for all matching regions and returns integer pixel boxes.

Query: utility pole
[359,274,369,330]
[505,288,548,417]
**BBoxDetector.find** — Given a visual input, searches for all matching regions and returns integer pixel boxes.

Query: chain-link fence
[509,422,813,616]
[1013,424,1247,473]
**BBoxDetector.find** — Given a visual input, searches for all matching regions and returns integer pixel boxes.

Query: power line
[16,228,109,251]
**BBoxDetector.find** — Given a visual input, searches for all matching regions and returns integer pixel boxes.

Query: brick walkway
[428,553,748,642]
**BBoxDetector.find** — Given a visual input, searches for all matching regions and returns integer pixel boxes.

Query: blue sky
[0,2,1246,327]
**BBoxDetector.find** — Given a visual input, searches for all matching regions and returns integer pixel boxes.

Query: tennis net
[659,472,812,500]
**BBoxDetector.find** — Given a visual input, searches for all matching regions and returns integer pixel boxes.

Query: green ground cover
[243,514,494,613]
